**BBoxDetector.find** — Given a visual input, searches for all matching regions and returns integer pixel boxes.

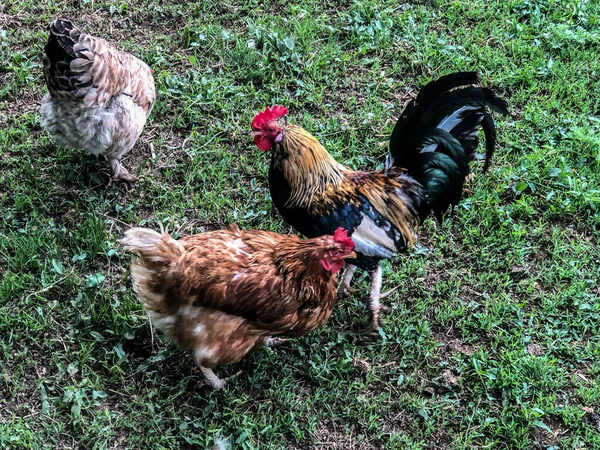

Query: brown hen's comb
[333,227,355,251]
[251,105,288,130]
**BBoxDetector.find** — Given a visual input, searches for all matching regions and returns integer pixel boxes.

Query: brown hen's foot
[264,337,291,347]
[109,160,137,187]
[199,366,242,390]
[113,171,138,183]
[199,366,226,390]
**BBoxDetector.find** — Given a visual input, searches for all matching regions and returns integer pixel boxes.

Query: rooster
[40,19,156,184]
[121,225,356,389]
[251,72,508,329]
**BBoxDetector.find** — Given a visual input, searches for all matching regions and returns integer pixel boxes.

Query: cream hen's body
[40,19,155,182]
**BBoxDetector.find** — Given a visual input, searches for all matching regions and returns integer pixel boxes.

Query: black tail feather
[387,72,508,221]
[44,19,79,64]
[43,19,85,96]
[389,72,479,156]
[481,112,498,173]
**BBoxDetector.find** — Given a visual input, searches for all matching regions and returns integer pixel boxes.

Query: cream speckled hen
[121,224,356,389]
[40,19,156,183]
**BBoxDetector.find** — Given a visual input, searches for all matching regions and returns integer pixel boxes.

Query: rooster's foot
[367,266,397,330]
[338,264,357,298]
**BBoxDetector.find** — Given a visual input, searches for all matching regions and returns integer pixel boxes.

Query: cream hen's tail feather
[121,228,186,312]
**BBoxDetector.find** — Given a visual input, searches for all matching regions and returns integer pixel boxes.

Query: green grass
[1,0,599,448]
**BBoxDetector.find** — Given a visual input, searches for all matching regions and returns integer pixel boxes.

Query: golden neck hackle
[275,124,349,209]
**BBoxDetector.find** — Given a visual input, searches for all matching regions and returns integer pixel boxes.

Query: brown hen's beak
[344,251,357,260]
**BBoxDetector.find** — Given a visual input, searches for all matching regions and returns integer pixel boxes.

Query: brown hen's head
[251,105,288,151]
[319,228,356,274]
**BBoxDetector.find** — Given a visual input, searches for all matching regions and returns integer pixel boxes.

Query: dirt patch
[314,422,382,449]
[527,342,544,356]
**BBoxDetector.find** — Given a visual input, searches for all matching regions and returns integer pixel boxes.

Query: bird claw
[366,299,391,331]
[370,309,384,330]
[108,172,137,190]
[199,366,241,390]
[206,370,242,390]
[338,286,359,299]
[209,378,227,390]
[264,337,291,347]
[379,285,400,299]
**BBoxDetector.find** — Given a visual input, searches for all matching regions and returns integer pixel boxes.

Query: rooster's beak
[344,251,357,260]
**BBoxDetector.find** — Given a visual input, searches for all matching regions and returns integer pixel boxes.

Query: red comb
[333,227,355,251]
[251,105,289,130]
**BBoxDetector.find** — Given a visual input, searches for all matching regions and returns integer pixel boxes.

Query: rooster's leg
[109,158,137,184]
[199,366,227,390]
[368,265,384,330]
[338,264,357,298]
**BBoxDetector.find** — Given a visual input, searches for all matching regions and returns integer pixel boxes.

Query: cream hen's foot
[338,264,357,298]
[199,366,226,389]
[109,159,138,186]
[367,266,398,330]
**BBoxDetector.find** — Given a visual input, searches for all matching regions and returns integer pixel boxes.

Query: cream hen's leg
[367,265,398,330]
[338,264,357,298]
[109,158,137,184]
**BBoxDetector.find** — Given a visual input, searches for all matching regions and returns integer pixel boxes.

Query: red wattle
[254,135,273,151]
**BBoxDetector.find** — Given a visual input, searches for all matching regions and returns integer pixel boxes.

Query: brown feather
[279,126,420,245]
[121,226,351,371]
[42,20,155,112]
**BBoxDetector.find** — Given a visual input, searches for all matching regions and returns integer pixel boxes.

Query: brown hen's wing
[42,19,155,112]
[175,230,329,333]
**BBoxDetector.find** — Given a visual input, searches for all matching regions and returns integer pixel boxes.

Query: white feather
[351,216,397,258]
[436,105,479,132]
[418,106,480,154]
[212,434,232,450]
[420,143,438,153]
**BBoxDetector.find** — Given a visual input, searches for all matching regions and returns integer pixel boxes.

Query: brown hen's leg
[199,366,227,390]
[264,337,291,347]
[109,158,137,184]
[338,264,357,298]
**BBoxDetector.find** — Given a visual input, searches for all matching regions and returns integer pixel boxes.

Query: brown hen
[121,224,356,389]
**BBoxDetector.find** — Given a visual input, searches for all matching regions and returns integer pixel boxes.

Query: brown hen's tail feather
[121,228,185,312]
[121,228,185,264]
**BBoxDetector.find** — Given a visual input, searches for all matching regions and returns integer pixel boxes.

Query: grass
[1,0,599,448]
